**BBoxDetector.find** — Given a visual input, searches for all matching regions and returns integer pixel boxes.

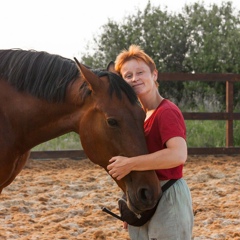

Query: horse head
[74,58,161,213]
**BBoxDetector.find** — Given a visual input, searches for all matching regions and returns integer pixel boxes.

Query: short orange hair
[115,45,156,74]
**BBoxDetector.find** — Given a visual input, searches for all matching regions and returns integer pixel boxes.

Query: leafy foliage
[183,2,240,73]
[81,1,240,107]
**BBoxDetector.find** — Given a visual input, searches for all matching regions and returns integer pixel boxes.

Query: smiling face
[120,59,158,96]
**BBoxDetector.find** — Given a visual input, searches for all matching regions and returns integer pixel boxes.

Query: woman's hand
[123,221,128,230]
[107,156,132,180]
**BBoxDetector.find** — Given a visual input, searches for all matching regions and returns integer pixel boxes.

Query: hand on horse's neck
[140,94,164,121]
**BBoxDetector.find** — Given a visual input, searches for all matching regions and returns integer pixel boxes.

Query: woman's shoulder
[156,99,184,120]
[158,99,180,111]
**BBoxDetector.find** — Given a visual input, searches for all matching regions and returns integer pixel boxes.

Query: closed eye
[107,118,119,127]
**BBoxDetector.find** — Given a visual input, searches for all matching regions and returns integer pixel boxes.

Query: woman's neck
[139,93,164,120]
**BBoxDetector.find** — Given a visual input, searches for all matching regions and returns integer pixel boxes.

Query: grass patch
[186,120,240,147]
[234,120,240,146]
[32,133,82,151]
[186,120,226,147]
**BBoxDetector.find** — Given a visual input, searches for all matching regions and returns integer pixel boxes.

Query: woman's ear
[153,69,159,87]
[153,69,158,80]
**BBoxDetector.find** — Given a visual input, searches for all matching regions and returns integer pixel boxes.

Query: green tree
[81,1,240,107]
[183,1,240,73]
[182,2,240,109]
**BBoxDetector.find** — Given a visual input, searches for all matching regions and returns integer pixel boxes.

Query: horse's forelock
[90,70,138,105]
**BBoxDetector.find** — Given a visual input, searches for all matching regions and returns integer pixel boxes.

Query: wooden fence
[30,73,240,159]
[160,73,240,155]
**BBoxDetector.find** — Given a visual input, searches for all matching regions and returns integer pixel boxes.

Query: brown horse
[0,49,160,213]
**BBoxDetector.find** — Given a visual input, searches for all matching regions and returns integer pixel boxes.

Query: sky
[1,0,240,60]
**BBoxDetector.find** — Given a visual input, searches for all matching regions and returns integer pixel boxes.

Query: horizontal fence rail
[31,73,240,159]
[30,147,240,160]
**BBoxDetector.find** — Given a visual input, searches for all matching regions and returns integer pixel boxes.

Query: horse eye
[107,118,118,127]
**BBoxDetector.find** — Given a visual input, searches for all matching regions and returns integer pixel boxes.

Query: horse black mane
[0,49,138,104]
[93,70,138,104]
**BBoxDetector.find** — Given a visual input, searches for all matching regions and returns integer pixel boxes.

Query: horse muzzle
[124,171,162,214]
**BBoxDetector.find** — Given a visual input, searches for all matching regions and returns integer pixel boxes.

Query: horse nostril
[138,188,152,205]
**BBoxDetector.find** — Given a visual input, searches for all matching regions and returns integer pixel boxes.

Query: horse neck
[17,100,81,151]
[0,80,85,152]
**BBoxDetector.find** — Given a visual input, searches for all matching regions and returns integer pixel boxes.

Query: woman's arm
[107,136,187,180]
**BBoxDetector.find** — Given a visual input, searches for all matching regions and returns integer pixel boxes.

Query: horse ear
[74,57,100,90]
[107,61,119,75]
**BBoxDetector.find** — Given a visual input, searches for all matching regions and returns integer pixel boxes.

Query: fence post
[226,80,234,147]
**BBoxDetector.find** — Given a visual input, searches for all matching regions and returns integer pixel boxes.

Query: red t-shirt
[144,99,186,180]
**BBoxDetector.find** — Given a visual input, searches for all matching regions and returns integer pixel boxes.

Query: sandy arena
[0,155,239,240]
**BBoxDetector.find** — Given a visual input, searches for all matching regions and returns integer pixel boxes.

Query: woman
[107,45,194,240]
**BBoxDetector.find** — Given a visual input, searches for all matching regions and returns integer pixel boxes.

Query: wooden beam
[158,73,240,82]
[30,150,87,160]
[183,112,240,120]
[188,147,240,155]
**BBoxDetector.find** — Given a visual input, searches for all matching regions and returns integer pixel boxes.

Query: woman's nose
[132,75,139,82]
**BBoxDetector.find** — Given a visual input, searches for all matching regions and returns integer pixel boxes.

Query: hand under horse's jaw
[117,171,162,214]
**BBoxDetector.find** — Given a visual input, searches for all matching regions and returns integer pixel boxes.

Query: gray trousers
[128,178,194,240]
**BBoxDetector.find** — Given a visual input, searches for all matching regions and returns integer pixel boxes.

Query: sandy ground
[0,155,239,240]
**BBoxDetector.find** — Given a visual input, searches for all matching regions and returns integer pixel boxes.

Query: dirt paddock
[0,155,239,240]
